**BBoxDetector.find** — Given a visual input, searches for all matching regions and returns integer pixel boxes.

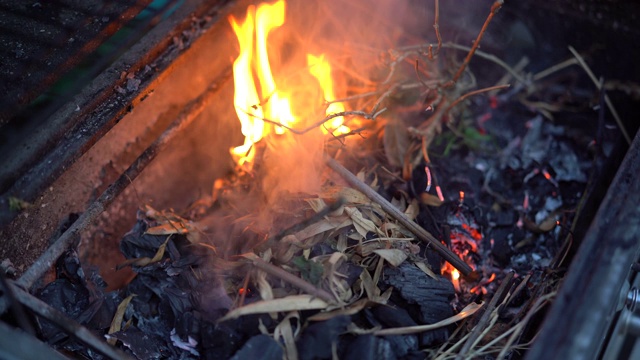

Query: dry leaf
[293,215,352,241]
[404,199,420,221]
[383,118,409,167]
[219,295,329,322]
[305,198,328,213]
[373,301,483,336]
[420,192,444,207]
[146,221,190,235]
[321,186,371,206]
[344,207,378,238]
[373,249,408,267]
[116,236,170,270]
[415,262,438,280]
[107,294,136,345]
[308,299,369,321]
[359,269,379,300]
[274,312,299,360]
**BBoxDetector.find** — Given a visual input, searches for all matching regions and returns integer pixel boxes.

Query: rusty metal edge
[526,129,640,359]
[0,0,235,227]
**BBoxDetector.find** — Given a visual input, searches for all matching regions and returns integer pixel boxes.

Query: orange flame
[228,0,348,167]
[308,54,349,136]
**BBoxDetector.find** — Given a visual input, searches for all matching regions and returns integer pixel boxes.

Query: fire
[228,0,348,167]
[307,54,349,136]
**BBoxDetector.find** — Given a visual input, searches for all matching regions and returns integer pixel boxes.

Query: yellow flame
[229,0,349,167]
[307,54,350,136]
[229,6,263,166]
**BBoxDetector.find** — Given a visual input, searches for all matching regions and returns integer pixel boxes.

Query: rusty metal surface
[0,0,231,227]
[527,129,640,359]
[0,0,153,124]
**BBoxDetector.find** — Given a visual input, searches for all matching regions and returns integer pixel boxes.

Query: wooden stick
[247,256,337,304]
[326,157,472,276]
[456,271,514,359]
[9,281,133,360]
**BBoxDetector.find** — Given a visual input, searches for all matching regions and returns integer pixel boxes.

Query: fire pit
[1,0,639,359]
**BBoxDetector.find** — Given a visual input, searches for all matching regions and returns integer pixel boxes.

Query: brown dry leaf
[305,198,328,214]
[383,118,409,168]
[116,236,170,270]
[107,294,136,345]
[420,193,444,207]
[373,301,484,336]
[321,186,371,206]
[373,249,408,267]
[146,220,190,235]
[404,199,420,221]
[344,207,378,238]
[219,295,329,322]
[523,214,558,233]
[359,269,379,300]
[294,215,352,241]
[308,299,369,321]
[415,262,438,280]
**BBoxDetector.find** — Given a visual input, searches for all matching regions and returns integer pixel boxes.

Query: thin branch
[9,281,133,360]
[568,46,631,144]
[444,84,510,114]
[444,0,504,88]
[244,255,337,303]
[442,42,527,86]
[456,271,514,359]
[326,157,473,276]
[533,57,579,81]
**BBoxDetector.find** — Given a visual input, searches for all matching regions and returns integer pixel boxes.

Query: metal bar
[15,67,230,291]
[526,130,640,359]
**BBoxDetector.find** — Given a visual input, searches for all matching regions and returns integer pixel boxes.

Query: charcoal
[371,304,418,328]
[109,327,181,359]
[364,306,419,357]
[298,315,350,360]
[341,335,395,360]
[37,278,89,342]
[488,228,514,266]
[381,262,454,346]
[230,334,283,360]
[201,321,245,360]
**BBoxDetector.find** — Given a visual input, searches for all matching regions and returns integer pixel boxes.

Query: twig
[443,0,504,88]
[427,0,442,60]
[245,255,336,303]
[243,109,385,136]
[441,43,528,86]
[456,271,514,359]
[532,57,579,81]
[568,46,631,144]
[269,198,346,243]
[9,281,133,360]
[326,157,472,276]
[444,84,510,115]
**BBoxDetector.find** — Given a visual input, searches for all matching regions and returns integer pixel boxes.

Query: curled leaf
[107,294,136,345]
[219,295,328,322]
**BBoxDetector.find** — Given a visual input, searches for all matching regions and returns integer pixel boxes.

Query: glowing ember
[228,0,348,168]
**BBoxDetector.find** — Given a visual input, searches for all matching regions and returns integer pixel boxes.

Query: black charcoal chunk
[342,335,395,360]
[381,263,454,346]
[230,334,283,360]
[298,315,350,360]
